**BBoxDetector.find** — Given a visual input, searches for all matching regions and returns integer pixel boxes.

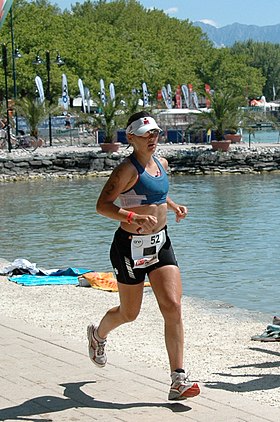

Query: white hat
[126,116,161,136]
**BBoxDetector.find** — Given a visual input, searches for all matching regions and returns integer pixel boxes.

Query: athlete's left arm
[159,157,188,223]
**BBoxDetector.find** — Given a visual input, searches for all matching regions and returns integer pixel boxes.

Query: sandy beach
[0,274,279,408]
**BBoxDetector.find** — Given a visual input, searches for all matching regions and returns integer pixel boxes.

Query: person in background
[64,114,71,129]
[87,111,200,401]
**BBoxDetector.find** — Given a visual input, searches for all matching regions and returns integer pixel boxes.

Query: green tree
[231,40,280,101]
[199,47,265,99]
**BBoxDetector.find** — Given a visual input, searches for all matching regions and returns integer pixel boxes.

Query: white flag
[109,82,116,105]
[35,76,45,103]
[142,82,149,107]
[62,74,69,111]
[192,92,199,109]
[167,84,173,109]
[84,87,91,114]
[181,84,189,108]
[273,84,276,100]
[100,79,106,105]
[161,86,170,109]
[78,78,86,112]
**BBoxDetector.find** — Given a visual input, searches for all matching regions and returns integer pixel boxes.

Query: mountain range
[193,22,280,46]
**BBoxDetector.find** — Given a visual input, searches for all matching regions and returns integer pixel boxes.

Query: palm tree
[196,91,245,141]
[90,94,142,143]
[15,97,60,139]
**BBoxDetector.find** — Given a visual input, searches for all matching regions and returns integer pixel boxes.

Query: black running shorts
[110,226,178,285]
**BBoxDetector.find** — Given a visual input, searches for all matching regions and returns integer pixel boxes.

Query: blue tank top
[119,155,169,208]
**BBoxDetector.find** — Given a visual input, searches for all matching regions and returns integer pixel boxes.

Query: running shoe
[87,324,107,367]
[168,371,200,400]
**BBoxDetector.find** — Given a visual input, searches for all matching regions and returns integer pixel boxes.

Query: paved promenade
[0,315,279,422]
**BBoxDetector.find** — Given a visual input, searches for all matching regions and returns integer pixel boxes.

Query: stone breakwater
[1,144,280,182]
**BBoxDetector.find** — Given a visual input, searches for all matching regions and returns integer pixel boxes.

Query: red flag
[205,84,211,108]
[175,85,182,108]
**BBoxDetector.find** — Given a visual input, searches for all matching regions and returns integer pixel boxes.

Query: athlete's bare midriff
[120,203,167,234]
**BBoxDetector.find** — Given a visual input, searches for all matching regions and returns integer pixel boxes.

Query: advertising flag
[175,85,182,109]
[78,78,86,112]
[84,87,91,114]
[167,84,172,108]
[62,74,69,111]
[100,79,106,105]
[192,91,199,109]
[205,84,211,108]
[142,82,149,107]
[35,76,45,103]
[0,0,13,30]
[109,82,116,102]
[273,84,276,100]
[161,86,170,109]
[181,84,189,108]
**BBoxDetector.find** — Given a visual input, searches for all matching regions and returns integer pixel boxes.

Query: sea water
[242,128,280,144]
[1,174,279,315]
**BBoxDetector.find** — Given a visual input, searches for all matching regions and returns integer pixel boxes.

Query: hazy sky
[51,0,280,27]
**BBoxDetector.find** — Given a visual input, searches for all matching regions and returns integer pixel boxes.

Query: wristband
[126,211,135,224]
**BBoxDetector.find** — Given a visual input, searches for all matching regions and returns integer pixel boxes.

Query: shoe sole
[87,325,106,368]
[168,383,200,400]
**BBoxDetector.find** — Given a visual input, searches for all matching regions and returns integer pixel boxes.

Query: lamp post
[10,7,22,135]
[33,50,64,146]
[1,44,12,152]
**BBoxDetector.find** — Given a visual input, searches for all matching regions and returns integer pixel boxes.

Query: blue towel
[8,267,93,286]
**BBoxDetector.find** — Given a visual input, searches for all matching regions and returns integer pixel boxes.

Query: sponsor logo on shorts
[132,238,143,247]
[135,258,146,267]
[125,256,136,279]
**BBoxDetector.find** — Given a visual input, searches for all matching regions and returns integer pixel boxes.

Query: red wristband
[126,211,135,224]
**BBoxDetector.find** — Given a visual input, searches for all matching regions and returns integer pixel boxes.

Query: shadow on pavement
[0,380,191,421]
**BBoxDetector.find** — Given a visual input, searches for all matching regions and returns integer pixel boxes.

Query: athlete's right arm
[96,161,134,221]
[96,161,157,229]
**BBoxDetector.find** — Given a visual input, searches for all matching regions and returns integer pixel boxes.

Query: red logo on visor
[143,118,150,125]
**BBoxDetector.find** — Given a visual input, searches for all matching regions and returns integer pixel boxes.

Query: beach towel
[78,272,151,292]
[8,267,92,286]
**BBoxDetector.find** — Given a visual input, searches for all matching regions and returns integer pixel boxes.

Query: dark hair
[126,111,152,128]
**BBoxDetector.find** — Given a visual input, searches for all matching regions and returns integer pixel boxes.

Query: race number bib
[131,229,166,269]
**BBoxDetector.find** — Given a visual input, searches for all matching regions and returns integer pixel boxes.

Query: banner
[273,84,276,101]
[84,87,91,114]
[100,79,106,105]
[142,82,149,107]
[78,78,86,112]
[0,0,13,30]
[181,84,189,108]
[175,85,182,109]
[167,84,172,108]
[109,82,115,103]
[205,84,211,108]
[192,91,199,109]
[35,76,45,103]
[62,74,69,111]
[161,86,171,109]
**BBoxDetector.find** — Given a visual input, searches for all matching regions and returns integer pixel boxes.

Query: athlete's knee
[160,299,182,322]
[120,307,140,323]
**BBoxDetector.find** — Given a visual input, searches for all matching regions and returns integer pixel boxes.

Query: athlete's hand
[175,205,188,223]
[133,214,158,233]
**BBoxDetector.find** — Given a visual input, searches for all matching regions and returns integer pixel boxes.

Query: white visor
[126,116,162,136]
